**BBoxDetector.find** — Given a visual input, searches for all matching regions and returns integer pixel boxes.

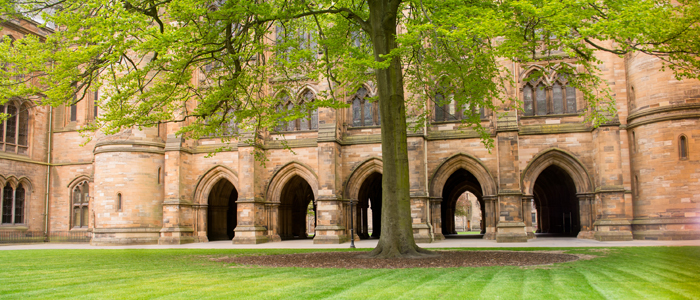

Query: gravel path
[225,250,579,269]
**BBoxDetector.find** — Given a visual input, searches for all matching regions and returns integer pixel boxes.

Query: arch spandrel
[193,165,240,205]
[521,148,593,195]
[343,157,383,200]
[265,161,319,203]
[429,153,497,197]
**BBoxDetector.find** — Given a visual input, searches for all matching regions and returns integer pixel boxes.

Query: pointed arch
[521,148,593,195]
[266,161,319,203]
[430,153,497,197]
[67,175,93,188]
[344,157,383,200]
[519,65,547,83]
[295,85,319,101]
[193,165,240,205]
[1,175,27,189]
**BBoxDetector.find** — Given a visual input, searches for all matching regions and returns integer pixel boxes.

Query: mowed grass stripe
[0,247,697,299]
[576,260,650,300]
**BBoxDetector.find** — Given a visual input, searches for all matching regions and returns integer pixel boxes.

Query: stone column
[410,196,434,243]
[159,135,194,245]
[482,195,497,240]
[313,118,347,244]
[232,132,269,244]
[576,193,595,239]
[522,195,535,239]
[193,203,207,242]
[494,130,527,242]
[592,126,633,241]
[267,203,280,242]
[430,197,445,241]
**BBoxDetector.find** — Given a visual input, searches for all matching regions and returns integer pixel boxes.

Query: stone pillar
[494,130,527,243]
[159,135,194,245]
[410,196,434,243]
[482,195,497,240]
[522,195,535,239]
[232,133,269,244]
[313,122,347,244]
[592,126,633,241]
[430,197,445,241]
[594,192,633,241]
[577,193,595,239]
[361,206,368,238]
[193,204,207,242]
[267,203,280,242]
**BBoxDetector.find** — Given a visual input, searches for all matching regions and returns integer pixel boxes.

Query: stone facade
[2,20,699,245]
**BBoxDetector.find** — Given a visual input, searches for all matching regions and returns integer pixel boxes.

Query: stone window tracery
[72,181,89,228]
[1,101,30,155]
[351,87,380,127]
[522,70,577,116]
[1,183,25,224]
[275,89,318,132]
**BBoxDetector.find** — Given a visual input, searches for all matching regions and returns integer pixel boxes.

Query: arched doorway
[279,175,316,240]
[356,172,382,239]
[441,169,485,236]
[207,179,238,241]
[532,165,579,236]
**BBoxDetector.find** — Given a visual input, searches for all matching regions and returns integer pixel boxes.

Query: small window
[93,90,99,120]
[632,131,636,154]
[680,135,689,160]
[70,104,77,122]
[157,167,162,184]
[634,175,640,197]
[117,193,122,212]
[72,181,89,228]
[629,86,636,111]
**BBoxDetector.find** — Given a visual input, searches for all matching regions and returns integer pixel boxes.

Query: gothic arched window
[1,183,25,224]
[275,92,291,132]
[522,70,577,116]
[72,181,89,228]
[299,89,318,130]
[434,83,463,122]
[351,87,380,127]
[1,102,30,155]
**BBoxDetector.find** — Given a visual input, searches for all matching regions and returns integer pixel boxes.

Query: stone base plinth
[91,228,161,246]
[313,226,347,244]
[632,217,700,240]
[232,226,269,244]
[496,222,528,243]
[158,227,195,245]
[577,230,595,239]
[594,219,633,241]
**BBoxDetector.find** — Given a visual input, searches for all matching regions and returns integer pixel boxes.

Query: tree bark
[365,0,432,258]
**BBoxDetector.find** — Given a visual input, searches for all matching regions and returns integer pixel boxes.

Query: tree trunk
[365,0,432,258]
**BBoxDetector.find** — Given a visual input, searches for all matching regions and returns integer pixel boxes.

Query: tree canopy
[1,0,699,257]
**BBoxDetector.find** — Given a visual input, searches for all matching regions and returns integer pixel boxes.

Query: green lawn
[456,231,482,235]
[0,247,698,299]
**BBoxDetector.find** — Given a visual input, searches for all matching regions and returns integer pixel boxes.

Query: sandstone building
[1,18,699,245]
